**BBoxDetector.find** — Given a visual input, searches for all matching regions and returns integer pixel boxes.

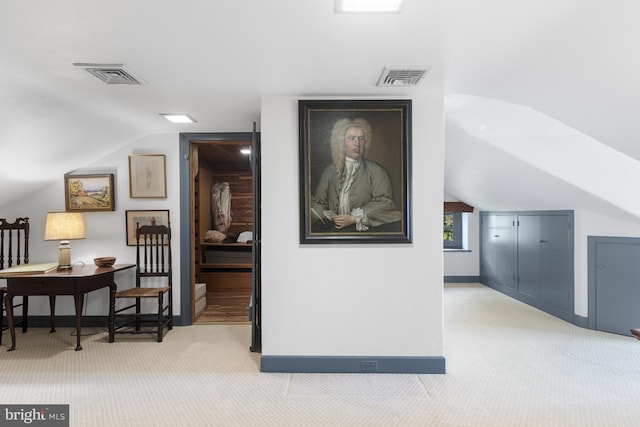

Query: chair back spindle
[1,217,31,340]
[135,224,171,275]
[0,217,29,270]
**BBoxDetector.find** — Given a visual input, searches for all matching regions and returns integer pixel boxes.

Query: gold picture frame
[129,154,167,198]
[64,173,115,212]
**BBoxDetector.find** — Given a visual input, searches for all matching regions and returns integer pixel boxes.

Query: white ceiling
[1,0,638,211]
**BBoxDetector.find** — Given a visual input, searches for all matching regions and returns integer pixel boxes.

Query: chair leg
[168,291,173,330]
[0,289,4,346]
[135,298,141,332]
[157,293,163,343]
[108,284,115,343]
[21,296,28,333]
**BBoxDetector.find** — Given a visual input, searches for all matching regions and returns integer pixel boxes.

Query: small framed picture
[125,210,170,246]
[129,154,167,198]
[64,173,115,212]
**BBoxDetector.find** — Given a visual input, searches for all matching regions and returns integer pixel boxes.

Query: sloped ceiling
[1,1,639,216]
[446,95,640,221]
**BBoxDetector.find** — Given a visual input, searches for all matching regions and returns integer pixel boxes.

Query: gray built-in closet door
[538,214,573,314]
[518,214,573,314]
[481,211,574,323]
[590,238,640,336]
[517,215,542,299]
[480,214,516,289]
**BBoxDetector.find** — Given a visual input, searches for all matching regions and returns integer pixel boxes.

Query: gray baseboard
[260,355,446,374]
[573,314,589,329]
[444,275,480,283]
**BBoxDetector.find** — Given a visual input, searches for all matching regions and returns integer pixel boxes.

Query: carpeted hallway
[1,283,639,426]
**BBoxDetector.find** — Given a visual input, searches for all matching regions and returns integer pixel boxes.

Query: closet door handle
[494,235,500,238]
[539,240,548,243]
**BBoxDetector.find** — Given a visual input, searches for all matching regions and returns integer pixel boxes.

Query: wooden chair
[0,217,30,345]
[110,223,172,342]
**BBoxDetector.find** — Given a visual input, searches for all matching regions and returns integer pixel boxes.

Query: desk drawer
[7,277,76,294]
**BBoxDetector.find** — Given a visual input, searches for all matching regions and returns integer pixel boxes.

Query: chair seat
[115,287,169,298]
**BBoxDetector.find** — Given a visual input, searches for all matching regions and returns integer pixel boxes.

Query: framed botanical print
[129,154,167,198]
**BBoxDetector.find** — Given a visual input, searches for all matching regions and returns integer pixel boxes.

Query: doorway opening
[192,140,253,324]
[179,132,261,350]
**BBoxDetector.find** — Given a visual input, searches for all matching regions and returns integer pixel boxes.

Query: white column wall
[260,94,445,357]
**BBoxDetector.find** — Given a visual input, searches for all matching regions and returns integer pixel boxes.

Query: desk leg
[49,295,56,333]
[4,293,16,351]
[108,283,116,343]
[74,293,83,351]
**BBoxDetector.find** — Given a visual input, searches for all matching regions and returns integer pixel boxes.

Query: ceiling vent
[73,63,146,85]
[376,67,430,87]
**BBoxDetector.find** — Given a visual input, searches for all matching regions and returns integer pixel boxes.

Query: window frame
[443,211,463,249]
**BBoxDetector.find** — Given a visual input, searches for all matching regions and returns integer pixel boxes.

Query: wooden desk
[0,264,135,351]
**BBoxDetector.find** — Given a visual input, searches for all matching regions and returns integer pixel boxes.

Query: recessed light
[160,114,196,123]
[335,0,404,13]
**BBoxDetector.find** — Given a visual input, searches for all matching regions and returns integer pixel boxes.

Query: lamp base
[58,241,72,269]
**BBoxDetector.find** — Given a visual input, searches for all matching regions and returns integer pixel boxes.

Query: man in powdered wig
[312,117,401,231]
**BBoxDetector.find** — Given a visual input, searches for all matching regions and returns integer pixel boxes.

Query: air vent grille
[376,67,429,87]
[73,63,146,85]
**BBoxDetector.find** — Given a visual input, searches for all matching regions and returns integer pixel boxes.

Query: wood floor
[194,289,251,324]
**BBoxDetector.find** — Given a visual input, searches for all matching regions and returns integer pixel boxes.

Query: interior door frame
[178,132,260,331]
[250,123,261,352]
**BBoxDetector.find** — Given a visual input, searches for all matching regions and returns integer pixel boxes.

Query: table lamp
[44,212,86,269]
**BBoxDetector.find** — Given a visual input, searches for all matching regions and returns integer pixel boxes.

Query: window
[443,212,463,249]
[443,201,473,250]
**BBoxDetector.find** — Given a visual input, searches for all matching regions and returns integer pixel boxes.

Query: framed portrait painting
[125,209,170,246]
[299,99,412,244]
[64,173,115,212]
[129,154,167,198]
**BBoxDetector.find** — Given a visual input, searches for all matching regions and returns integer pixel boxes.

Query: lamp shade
[44,212,86,241]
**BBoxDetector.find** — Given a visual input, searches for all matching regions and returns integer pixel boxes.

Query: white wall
[260,94,445,357]
[1,133,181,316]
[443,211,479,277]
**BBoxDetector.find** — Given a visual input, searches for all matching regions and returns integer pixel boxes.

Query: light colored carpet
[2,283,640,426]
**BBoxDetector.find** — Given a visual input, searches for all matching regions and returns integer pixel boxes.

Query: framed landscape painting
[298,99,412,244]
[64,173,115,212]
